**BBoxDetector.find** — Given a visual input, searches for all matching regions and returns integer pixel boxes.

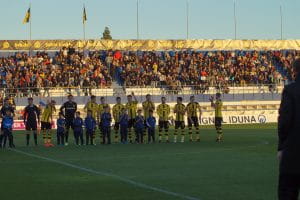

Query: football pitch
[0,124,278,200]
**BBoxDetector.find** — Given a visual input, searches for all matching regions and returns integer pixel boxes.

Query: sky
[0,0,299,40]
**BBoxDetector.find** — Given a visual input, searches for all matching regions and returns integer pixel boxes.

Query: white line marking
[11,149,201,200]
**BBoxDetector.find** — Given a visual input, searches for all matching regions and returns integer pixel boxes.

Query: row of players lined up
[0,93,223,148]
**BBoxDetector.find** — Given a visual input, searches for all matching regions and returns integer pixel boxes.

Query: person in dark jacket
[73,111,84,146]
[1,110,14,148]
[135,109,144,144]
[146,110,156,143]
[119,108,129,144]
[101,106,112,144]
[85,110,96,145]
[60,94,77,145]
[278,58,300,200]
[57,112,66,146]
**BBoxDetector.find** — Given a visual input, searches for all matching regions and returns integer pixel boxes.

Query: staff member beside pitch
[278,58,300,200]
[60,94,77,145]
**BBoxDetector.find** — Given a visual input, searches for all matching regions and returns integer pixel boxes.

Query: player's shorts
[175,121,185,129]
[25,120,37,131]
[1,121,4,131]
[188,117,199,127]
[65,118,74,129]
[41,122,51,130]
[215,117,223,127]
[159,121,169,130]
[114,122,120,130]
[128,119,136,129]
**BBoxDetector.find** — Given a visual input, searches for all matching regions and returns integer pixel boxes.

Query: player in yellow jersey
[98,97,110,143]
[41,100,56,147]
[156,97,171,142]
[210,93,223,142]
[126,92,138,143]
[84,95,98,145]
[174,97,186,143]
[112,97,125,143]
[186,96,202,142]
[142,94,155,142]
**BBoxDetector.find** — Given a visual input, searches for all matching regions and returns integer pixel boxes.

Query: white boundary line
[11,149,201,200]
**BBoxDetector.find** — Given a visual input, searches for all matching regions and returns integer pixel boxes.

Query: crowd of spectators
[0,48,297,97]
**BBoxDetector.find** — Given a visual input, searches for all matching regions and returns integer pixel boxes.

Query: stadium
[1,1,300,200]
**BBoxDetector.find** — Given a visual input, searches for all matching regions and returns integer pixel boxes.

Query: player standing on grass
[23,98,40,146]
[210,93,223,142]
[0,97,15,148]
[156,97,171,143]
[142,94,155,142]
[41,100,56,147]
[98,97,109,142]
[84,95,98,144]
[112,97,125,143]
[126,92,138,143]
[186,96,202,142]
[174,97,186,143]
[60,94,77,145]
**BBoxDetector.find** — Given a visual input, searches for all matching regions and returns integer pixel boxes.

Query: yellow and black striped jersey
[174,103,186,122]
[157,103,171,121]
[41,105,55,123]
[126,101,138,119]
[112,103,125,122]
[186,102,201,117]
[98,103,110,116]
[215,100,223,118]
[142,101,155,119]
[85,101,98,119]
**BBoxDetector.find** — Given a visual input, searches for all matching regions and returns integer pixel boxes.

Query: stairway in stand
[111,81,126,97]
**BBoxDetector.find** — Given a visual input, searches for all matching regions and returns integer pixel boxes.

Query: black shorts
[41,122,51,130]
[175,121,185,129]
[215,117,223,127]
[128,119,136,129]
[114,122,120,130]
[188,117,199,127]
[65,118,74,129]
[26,120,37,131]
[159,121,169,130]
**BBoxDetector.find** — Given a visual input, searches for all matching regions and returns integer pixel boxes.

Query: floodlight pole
[186,0,189,40]
[136,0,140,40]
[234,0,237,40]
[280,5,283,40]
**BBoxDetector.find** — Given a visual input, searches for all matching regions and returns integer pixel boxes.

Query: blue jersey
[73,117,83,132]
[146,116,156,129]
[101,112,112,127]
[119,114,129,127]
[135,116,144,129]
[2,116,13,129]
[57,118,65,133]
[85,116,96,130]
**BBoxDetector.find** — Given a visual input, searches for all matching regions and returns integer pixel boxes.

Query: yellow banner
[1,40,300,51]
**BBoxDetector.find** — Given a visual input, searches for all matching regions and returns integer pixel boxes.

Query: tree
[101,27,112,40]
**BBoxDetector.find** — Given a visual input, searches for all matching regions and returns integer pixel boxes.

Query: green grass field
[0,124,278,200]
